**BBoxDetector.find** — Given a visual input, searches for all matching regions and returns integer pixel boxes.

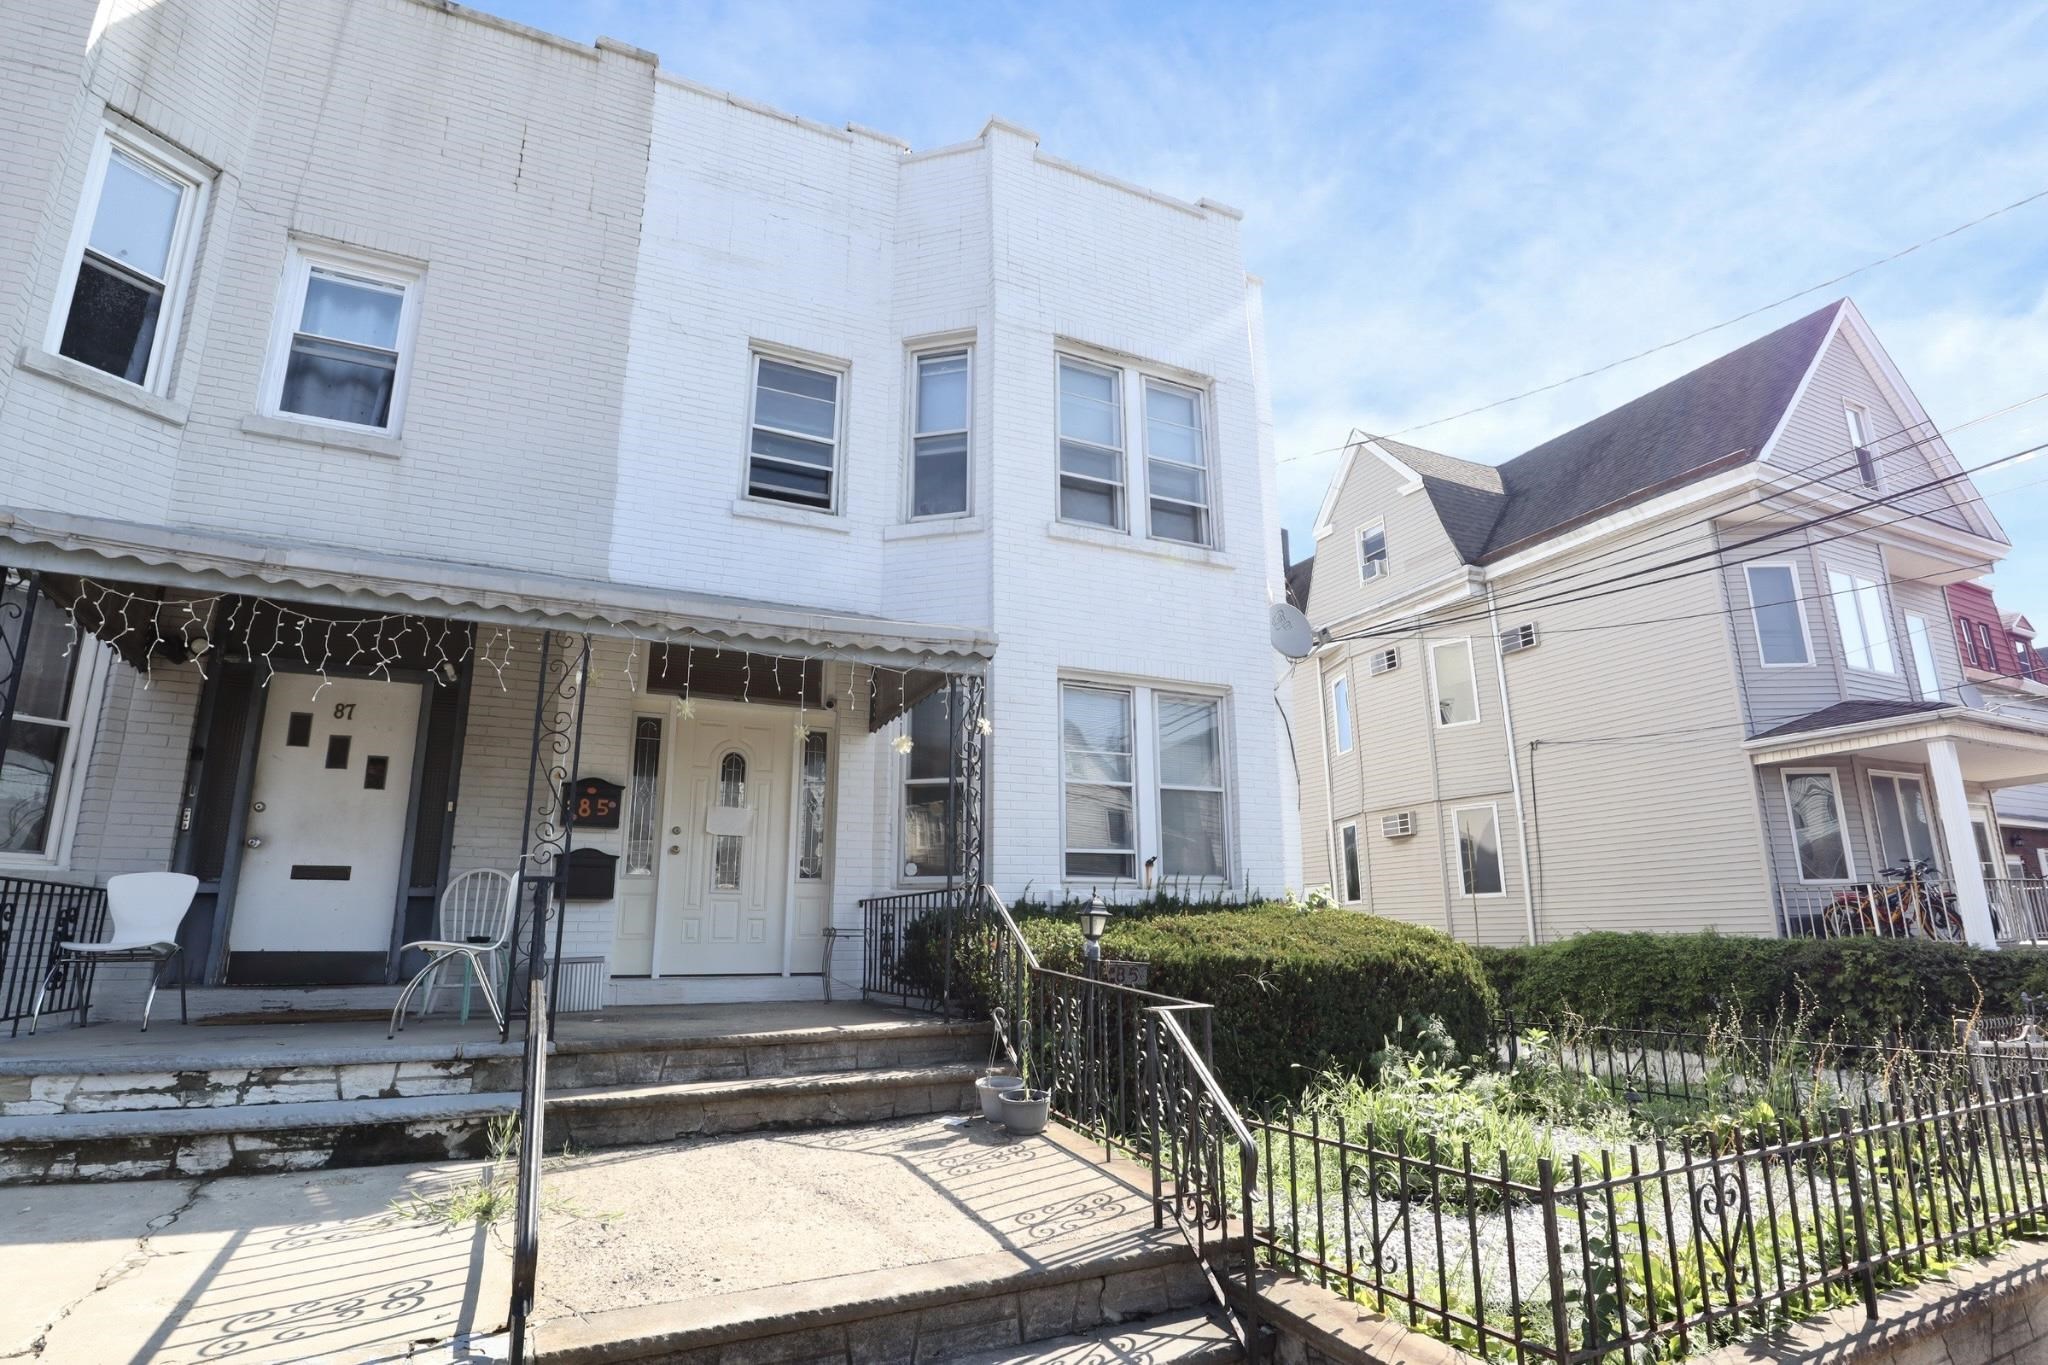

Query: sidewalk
[2,1161,510,1363]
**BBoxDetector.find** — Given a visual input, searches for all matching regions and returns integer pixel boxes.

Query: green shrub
[1479,931,2048,1040]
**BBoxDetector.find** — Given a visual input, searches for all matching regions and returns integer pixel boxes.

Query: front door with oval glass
[654,702,791,974]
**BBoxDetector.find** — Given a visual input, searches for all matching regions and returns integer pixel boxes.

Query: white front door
[656,703,790,974]
[231,678,421,956]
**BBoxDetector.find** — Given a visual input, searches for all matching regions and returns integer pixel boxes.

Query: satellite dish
[1270,602,1315,659]
[1957,684,1987,709]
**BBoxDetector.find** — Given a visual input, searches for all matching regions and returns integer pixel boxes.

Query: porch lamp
[1079,890,1112,977]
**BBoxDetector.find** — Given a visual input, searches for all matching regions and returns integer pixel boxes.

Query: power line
[1276,181,2048,465]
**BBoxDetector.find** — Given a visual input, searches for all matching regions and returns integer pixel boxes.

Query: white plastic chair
[388,869,518,1037]
[29,872,198,1034]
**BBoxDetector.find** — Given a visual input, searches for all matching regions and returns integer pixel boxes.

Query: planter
[999,1087,1052,1136]
[976,1073,1026,1122]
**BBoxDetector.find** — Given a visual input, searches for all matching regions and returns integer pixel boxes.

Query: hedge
[1478,931,2048,1040]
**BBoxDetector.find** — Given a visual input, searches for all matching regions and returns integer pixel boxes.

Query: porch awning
[1743,698,2048,786]
[0,508,994,672]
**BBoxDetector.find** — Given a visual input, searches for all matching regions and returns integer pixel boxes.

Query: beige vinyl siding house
[1290,298,2048,947]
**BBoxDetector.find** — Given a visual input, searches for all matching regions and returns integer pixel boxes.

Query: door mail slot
[563,848,618,901]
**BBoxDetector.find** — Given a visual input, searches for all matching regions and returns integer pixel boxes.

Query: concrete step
[0,1016,985,1117]
[938,1307,1241,1363]
[0,1064,980,1183]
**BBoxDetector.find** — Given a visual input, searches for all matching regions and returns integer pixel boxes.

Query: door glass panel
[798,731,827,880]
[713,752,745,890]
[624,717,662,876]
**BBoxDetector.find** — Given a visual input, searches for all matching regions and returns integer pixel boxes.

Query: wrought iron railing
[0,876,109,1035]
[863,883,1261,1352]
[1992,877,2048,944]
[1778,876,2048,944]
[1254,1034,2048,1365]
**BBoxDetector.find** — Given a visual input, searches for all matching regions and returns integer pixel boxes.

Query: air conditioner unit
[1368,647,1399,676]
[1500,623,1539,654]
[1381,812,1415,838]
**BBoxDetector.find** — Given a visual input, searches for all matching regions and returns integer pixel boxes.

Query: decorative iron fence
[1254,1033,2048,1365]
[859,888,960,1012]
[1994,878,2048,944]
[0,876,109,1035]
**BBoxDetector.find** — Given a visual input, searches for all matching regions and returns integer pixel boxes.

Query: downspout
[1309,652,1336,896]
[1422,625,1453,936]
[1486,587,1539,946]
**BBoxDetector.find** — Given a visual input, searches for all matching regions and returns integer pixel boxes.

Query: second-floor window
[264,244,422,433]
[1359,523,1388,581]
[1144,379,1212,545]
[1827,568,1896,674]
[910,350,969,518]
[1329,675,1353,753]
[50,126,207,393]
[1905,613,1941,701]
[1977,622,1999,673]
[1058,356,1125,529]
[1744,563,1811,666]
[1429,638,1480,727]
[1057,352,1216,546]
[748,353,842,510]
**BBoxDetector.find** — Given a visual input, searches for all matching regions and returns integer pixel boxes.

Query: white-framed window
[909,348,970,519]
[1359,523,1388,581]
[1337,822,1362,902]
[1827,567,1897,674]
[1904,613,1942,701]
[1,574,108,865]
[1744,562,1812,667]
[747,350,843,511]
[900,692,962,880]
[1328,675,1353,754]
[1783,769,1854,882]
[1453,804,1505,897]
[1057,355,1126,529]
[47,123,209,393]
[1428,638,1480,727]
[260,242,424,433]
[1059,679,1233,885]
[1844,405,1878,488]
[1144,378,1212,545]
[1061,683,1136,878]
[1157,694,1227,879]
[1868,771,1939,872]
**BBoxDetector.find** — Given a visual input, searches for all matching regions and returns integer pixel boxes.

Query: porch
[1746,698,2048,946]
[0,508,993,1031]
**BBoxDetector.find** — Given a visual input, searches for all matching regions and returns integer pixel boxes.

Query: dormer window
[1844,405,1877,488]
[1359,523,1388,581]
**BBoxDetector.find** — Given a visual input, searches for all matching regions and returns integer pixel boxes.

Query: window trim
[0,637,112,872]
[1744,561,1814,669]
[1059,681,1139,882]
[1867,768,1940,873]
[1055,675,1235,889]
[1825,564,1897,676]
[1337,821,1362,903]
[743,344,847,515]
[1056,352,1128,533]
[905,342,972,522]
[1328,674,1353,754]
[1904,612,1942,701]
[45,121,210,397]
[1142,375,1215,548]
[1451,802,1506,898]
[1155,691,1230,883]
[1358,520,1389,582]
[1782,767,1857,883]
[258,240,425,437]
[1427,637,1482,729]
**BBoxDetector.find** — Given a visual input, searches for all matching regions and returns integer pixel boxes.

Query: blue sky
[497,0,2048,615]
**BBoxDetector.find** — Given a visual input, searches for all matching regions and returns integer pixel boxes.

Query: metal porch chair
[388,868,518,1037]
[28,872,198,1034]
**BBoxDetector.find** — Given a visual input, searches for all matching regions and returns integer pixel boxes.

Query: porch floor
[0,1000,947,1073]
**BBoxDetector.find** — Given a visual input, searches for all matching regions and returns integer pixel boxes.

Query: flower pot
[976,1073,1026,1122]
[999,1087,1052,1137]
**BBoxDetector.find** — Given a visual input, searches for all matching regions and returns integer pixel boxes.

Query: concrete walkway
[2,1162,510,1363]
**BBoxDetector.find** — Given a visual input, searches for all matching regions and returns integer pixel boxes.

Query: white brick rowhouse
[0,0,1295,1017]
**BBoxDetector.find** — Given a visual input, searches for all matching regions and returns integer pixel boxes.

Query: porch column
[1927,737,1997,949]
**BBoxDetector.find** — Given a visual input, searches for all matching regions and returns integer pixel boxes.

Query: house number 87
[333,702,357,720]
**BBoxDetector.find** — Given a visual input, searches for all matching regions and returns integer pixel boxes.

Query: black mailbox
[563,848,618,901]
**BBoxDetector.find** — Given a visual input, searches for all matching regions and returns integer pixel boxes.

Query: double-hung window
[50,126,208,392]
[1904,613,1941,700]
[1058,357,1126,529]
[1059,681,1231,884]
[1,574,104,862]
[910,349,969,518]
[1976,622,1999,673]
[1144,379,1211,545]
[748,352,842,510]
[1826,568,1896,674]
[264,244,422,432]
[1359,523,1388,581]
[1784,770,1853,881]
[1744,563,1811,666]
[1453,805,1504,896]
[1429,638,1480,726]
[901,692,964,879]
[1328,675,1353,754]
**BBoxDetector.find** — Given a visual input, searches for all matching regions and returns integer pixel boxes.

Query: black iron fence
[1255,1031,2048,1365]
[0,876,109,1034]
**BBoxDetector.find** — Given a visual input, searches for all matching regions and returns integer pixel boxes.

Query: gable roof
[1377,438,1503,562]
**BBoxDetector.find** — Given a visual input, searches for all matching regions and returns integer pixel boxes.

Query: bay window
[50,125,208,392]
[1060,680,1232,885]
[1826,567,1896,674]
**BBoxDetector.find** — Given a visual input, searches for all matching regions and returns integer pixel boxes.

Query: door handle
[668,845,681,855]
[245,837,264,850]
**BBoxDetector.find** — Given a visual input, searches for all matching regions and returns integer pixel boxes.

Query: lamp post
[1079,890,1111,982]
